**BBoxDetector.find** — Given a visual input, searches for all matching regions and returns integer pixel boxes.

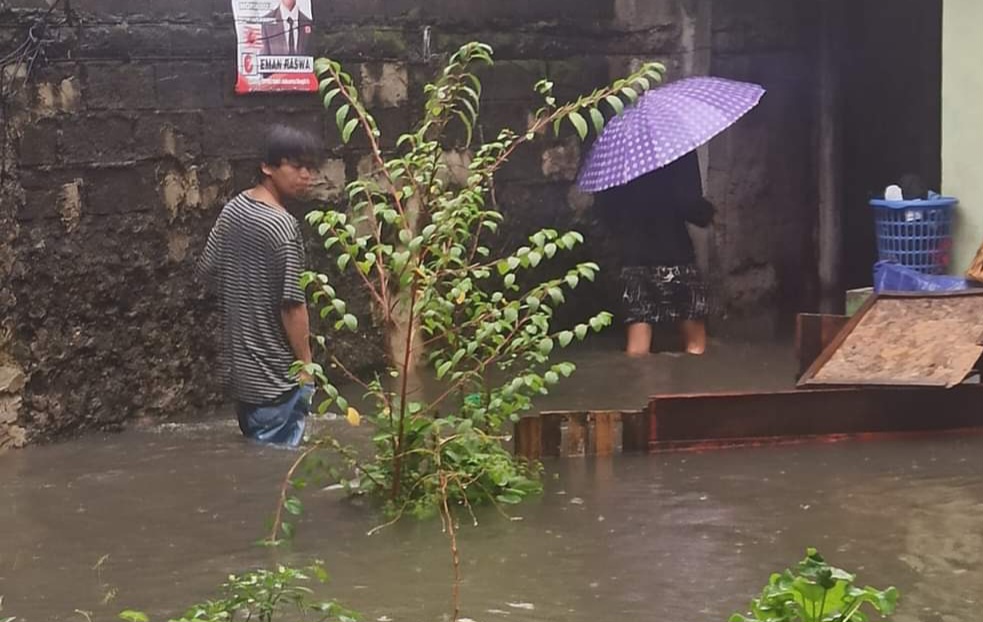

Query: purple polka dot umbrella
[576,76,766,193]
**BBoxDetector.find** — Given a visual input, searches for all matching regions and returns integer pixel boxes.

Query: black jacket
[597,152,714,267]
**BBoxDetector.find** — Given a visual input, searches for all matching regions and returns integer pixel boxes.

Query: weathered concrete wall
[0,0,820,444]
[707,0,820,322]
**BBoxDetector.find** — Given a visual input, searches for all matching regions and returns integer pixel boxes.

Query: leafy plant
[118,563,357,622]
[279,41,665,524]
[1,594,15,622]
[730,548,899,622]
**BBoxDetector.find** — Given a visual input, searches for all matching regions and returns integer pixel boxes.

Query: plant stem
[439,471,461,622]
[391,278,420,501]
[268,442,322,544]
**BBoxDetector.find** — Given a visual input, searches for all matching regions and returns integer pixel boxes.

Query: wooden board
[648,386,983,451]
[795,313,850,377]
[514,410,644,460]
[799,291,983,388]
[515,385,983,459]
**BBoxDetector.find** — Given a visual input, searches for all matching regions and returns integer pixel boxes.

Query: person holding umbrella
[577,76,766,357]
[598,151,713,356]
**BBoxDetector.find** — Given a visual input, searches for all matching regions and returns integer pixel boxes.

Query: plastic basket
[870,197,956,275]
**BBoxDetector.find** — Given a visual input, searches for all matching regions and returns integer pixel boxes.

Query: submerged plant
[730,548,899,622]
[1,594,15,622]
[275,41,665,527]
[118,562,356,622]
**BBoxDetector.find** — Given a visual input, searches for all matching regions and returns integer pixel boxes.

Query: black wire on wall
[0,0,71,181]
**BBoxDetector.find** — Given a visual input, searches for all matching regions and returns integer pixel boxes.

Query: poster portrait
[232,0,317,94]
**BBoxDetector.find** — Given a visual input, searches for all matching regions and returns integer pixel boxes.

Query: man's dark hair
[262,125,322,169]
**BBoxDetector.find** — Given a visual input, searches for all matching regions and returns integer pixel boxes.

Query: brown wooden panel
[541,412,564,458]
[795,313,850,377]
[590,411,618,456]
[800,291,983,388]
[562,412,588,457]
[620,410,649,453]
[648,386,983,450]
[514,416,541,461]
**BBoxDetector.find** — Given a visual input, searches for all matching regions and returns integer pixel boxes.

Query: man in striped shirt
[196,125,320,447]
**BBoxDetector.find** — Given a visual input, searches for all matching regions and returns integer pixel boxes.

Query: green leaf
[337,254,351,271]
[557,331,574,347]
[605,95,624,115]
[589,107,605,134]
[281,521,295,539]
[284,496,304,516]
[528,250,542,268]
[556,362,576,377]
[621,86,639,103]
[118,612,149,622]
[336,104,351,130]
[574,324,588,340]
[436,360,453,379]
[342,314,358,331]
[322,87,342,109]
[342,118,359,143]
[568,111,588,140]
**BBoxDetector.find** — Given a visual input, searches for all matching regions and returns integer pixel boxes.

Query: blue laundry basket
[870,197,957,275]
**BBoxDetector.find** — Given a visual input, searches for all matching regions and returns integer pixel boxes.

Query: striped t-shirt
[196,192,307,405]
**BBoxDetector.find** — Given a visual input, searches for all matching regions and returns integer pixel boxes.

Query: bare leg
[681,319,707,355]
[625,322,652,357]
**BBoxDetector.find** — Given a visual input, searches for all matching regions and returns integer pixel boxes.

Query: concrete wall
[943,0,983,273]
[706,0,820,319]
[0,0,821,445]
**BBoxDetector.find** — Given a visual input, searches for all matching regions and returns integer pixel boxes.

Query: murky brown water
[2,343,981,622]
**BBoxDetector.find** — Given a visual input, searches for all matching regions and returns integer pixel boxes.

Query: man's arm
[195,220,223,291]
[278,233,313,383]
[282,302,313,381]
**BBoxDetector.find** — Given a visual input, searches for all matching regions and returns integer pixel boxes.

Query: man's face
[281,0,297,11]
[262,159,314,200]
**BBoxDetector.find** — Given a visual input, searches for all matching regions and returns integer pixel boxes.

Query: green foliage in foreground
[730,549,899,622]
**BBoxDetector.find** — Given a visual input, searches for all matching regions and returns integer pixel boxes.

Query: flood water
[1,343,981,622]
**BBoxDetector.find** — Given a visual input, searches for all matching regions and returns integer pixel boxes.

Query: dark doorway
[841,0,943,289]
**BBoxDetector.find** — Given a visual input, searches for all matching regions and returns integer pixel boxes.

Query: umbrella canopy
[576,76,766,193]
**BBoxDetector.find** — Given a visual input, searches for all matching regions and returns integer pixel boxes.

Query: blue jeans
[236,384,313,448]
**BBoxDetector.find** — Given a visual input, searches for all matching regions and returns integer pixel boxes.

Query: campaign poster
[232,0,317,94]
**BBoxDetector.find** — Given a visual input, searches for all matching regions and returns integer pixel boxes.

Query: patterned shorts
[620,264,709,325]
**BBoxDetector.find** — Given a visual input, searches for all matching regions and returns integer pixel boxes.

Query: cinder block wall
[0,0,819,444]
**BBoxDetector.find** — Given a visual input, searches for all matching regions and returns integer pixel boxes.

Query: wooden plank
[795,313,850,377]
[648,386,983,451]
[514,415,541,461]
[590,411,618,456]
[799,293,878,384]
[542,412,563,458]
[621,410,649,453]
[517,410,649,458]
[562,412,588,457]
[799,291,983,388]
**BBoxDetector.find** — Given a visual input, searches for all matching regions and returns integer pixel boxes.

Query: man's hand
[282,301,313,381]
